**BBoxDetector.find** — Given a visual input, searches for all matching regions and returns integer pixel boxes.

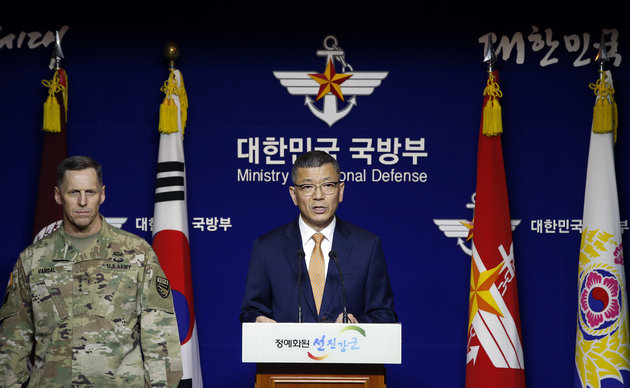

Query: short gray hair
[291,151,340,183]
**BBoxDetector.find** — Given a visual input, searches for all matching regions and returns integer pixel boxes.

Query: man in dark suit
[240,151,396,323]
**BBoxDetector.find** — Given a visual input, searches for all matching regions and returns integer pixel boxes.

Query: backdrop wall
[1,5,629,387]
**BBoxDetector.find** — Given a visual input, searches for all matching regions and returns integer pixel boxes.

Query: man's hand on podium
[335,313,358,324]
[255,315,277,323]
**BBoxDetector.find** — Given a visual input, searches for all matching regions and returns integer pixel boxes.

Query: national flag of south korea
[574,70,630,388]
[465,71,525,388]
[152,69,203,388]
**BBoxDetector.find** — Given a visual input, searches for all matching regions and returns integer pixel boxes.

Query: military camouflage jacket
[0,218,183,387]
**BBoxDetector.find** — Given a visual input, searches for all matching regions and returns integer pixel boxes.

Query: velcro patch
[156,276,170,298]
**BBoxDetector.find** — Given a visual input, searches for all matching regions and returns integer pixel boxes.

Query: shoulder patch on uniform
[156,276,171,298]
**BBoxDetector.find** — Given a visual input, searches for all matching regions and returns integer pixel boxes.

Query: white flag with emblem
[574,70,630,388]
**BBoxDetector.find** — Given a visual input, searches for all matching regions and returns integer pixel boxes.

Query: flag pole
[595,32,609,78]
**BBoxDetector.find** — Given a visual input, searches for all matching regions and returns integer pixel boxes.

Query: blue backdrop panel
[1,5,629,387]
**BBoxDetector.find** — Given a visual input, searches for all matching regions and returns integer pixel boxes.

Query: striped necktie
[309,233,326,314]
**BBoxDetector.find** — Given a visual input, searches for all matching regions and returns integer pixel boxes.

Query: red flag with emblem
[465,71,525,387]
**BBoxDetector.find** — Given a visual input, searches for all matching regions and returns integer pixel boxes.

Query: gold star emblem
[468,258,504,331]
[461,219,474,241]
[308,59,353,101]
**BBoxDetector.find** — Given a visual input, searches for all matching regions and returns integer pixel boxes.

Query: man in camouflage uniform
[0,156,183,387]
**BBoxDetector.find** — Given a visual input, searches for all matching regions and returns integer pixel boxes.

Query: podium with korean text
[242,323,402,387]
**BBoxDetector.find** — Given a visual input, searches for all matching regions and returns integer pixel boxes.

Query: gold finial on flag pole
[51,30,65,70]
[483,34,497,73]
[595,32,609,77]
[164,41,180,70]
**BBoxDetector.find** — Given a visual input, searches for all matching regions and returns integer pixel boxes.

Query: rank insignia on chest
[156,276,171,298]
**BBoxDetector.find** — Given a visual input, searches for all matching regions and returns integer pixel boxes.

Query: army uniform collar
[53,216,112,262]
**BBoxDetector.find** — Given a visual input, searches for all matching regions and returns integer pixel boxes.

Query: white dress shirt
[298,215,336,277]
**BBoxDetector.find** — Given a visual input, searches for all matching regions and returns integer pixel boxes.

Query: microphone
[297,249,305,323]
[329,250,348,323]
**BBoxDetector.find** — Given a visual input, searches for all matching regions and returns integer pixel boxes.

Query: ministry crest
[433,193,521,256]
[274,35,388,127]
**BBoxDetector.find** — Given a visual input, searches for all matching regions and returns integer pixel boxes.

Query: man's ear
[100,185,106,205]
[289,186,298,206]
[54,186,62,205]
[338,181,345,203]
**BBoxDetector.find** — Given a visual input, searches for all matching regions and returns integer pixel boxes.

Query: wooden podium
[242,323,402,387]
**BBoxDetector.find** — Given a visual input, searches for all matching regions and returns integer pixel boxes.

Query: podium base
[255,363,386,387]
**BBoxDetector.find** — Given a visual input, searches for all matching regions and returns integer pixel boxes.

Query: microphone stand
[329,251,348,323]
[297,249,305,323]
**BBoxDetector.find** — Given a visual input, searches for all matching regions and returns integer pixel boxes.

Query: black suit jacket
[240,217,397,323]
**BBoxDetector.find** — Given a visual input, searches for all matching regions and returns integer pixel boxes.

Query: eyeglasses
[294,181,340,197]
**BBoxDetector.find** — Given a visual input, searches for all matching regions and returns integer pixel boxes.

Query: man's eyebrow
[298,177,336,183]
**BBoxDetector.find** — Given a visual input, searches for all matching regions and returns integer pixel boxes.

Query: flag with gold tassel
[465,70,526,388]
[574,69,630,388]
[33,62,68,241]
[152,68,202,387]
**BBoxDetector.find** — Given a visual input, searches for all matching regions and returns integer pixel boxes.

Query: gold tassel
[491,98,503,134]
[43,94,61,133]
[159,96,178,134]
[159,69,188,136]
[592,97,613,134]
[178,73,188,134]
[60,69,68,123]
[589,71,617,140]
[482,72,503,136]
[482,98,494,134]
[612,98,618,142]
[41,70,65,133]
